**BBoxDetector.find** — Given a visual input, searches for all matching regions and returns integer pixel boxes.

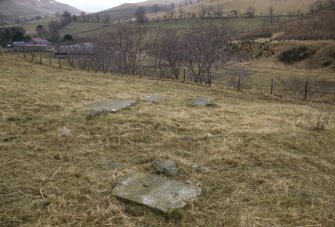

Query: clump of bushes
[278,46,315,64]
[330,51,335,59]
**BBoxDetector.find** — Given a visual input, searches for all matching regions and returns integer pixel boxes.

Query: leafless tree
[47,20,60,42]
[268,6,274,24]
[214,4,224,17]
[167,3,176,19]
[152,4,160,14]
[153,30,184,79]
[109,24,147,75]
[183,22,233,85]
[199,4,208,18]
[178,6,186,19]
[245,6,255,17]
[135,7,147,24]
[35,25,47,38]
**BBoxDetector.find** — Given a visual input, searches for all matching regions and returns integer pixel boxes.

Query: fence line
[4,49,335,102]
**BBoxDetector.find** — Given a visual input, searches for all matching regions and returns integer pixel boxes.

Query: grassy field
[59,22,113,39]
[0,17,57,35]
[60,16,285,40]
[149,0,317,20]
[218,41,335,94]
[0,54,334,226]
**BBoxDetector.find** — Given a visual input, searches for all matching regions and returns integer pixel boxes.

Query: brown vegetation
[0,54,334,226]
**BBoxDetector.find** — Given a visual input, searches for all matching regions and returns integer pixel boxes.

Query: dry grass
[0,55,335,226]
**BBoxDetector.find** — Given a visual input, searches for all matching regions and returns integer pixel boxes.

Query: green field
[60,16,287,40]
[59,22,113,39]
[0,52,334,226]
[0,17,56,35]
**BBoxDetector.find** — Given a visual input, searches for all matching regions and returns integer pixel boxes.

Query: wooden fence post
[23,49,26,59]
[209,72,212,87]
[270,79,274,95]
[39,55,42,65]
[31,53,34,62]
[59,57,61,69]
[183,69,186,82]
[237,75,241,91]
[304,81,309,100]
[49,58,52,66]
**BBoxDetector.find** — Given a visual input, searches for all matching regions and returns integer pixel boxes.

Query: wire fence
[2,48,334,103]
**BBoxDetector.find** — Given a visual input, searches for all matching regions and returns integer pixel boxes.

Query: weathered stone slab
[85,99,137,119]
[179,135,194,142]
[141,95,167,103]
[191,97,213,106]
[112,172,201,213]
[153,159,178,176]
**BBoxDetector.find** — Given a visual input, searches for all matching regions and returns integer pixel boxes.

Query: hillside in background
[186,0,317,15]
[92,0,184,23]
[0,0,82,23]
[277,8,335,40]
[94,0,318,23]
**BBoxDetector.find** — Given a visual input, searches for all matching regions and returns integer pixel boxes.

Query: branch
[39,166,62,200]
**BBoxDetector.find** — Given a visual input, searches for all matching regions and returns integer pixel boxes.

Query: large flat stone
[191,97,213,106]
[85,99,137,118]
[112,172,201,213]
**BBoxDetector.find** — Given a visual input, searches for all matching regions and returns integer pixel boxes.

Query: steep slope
[95,0,184,22]
[0,0,82,22]
[94,0,318,23]
[147,0,318,20]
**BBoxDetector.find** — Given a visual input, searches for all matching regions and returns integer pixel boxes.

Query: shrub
[63,34,73,41]
[278,46,315,64]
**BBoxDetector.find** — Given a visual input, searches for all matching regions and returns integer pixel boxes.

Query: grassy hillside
[0,17,57,35]
[0,53,334,226]
[92,0,184,23]
[59,22,112,39]
[148,0,318,19]
[60,17,284,40]
[0,0,81,22]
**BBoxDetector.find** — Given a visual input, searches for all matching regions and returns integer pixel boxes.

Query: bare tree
[199,5,208,18]
[35,25,47,38]
[109,24,147,75]
[183,22,233,85]
[178,5,186,19]
[268,6,274,24]
[135,7,147,24]
[245,6,255,17]
[167,3,176,19]
[214,4,224,17]
[47,20,60,42]
[152,4,160,14]
[153,30,184,79]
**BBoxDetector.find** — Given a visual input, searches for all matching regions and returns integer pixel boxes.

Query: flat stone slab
[141,95,167,103]
[179,135,194,142]
[191,97,213,106]
[85,99,137,119]
[112,172,201,213]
